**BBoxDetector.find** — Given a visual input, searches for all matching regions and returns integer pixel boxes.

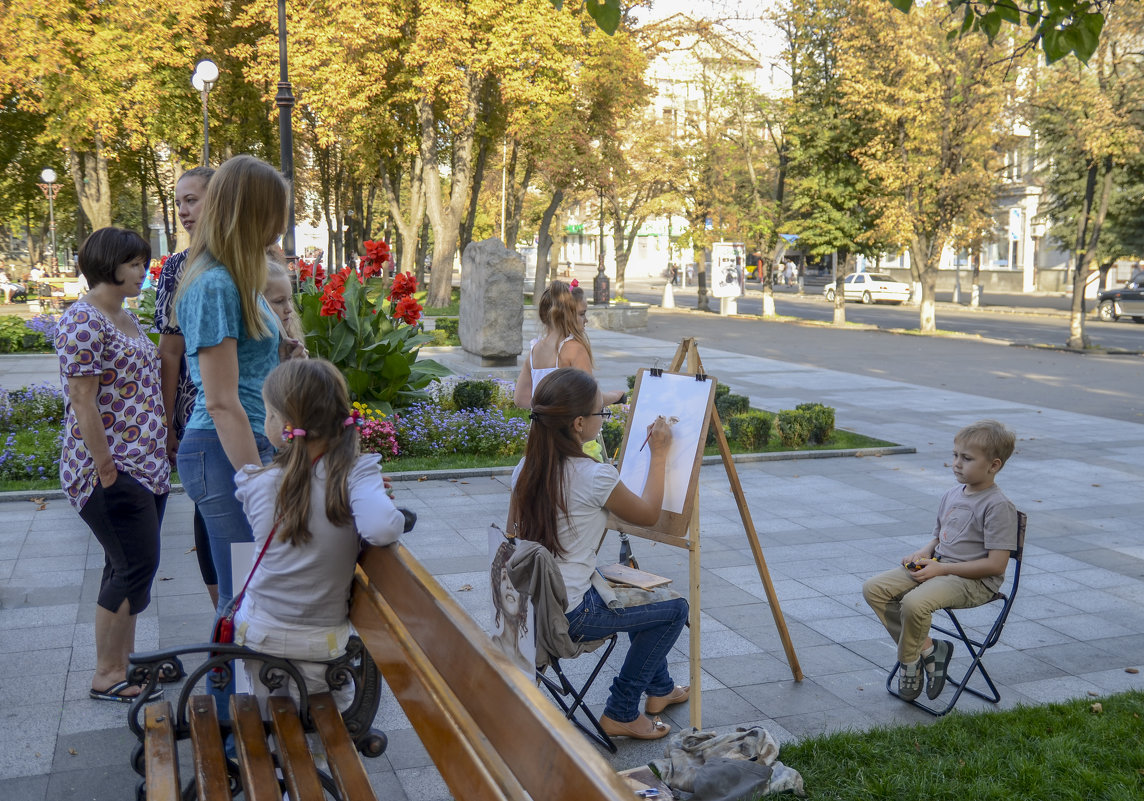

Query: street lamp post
[37,168,60,271]
[276,0,297,266]
[191,60,219,167]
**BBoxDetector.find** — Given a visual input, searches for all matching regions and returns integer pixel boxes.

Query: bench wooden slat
[230,695,282,801]
[353,576,525,801]
[268,696,326,801]
[188,696,232,801]
[144,702,180,801]
[310,693,376,801]
[352,544,633,801]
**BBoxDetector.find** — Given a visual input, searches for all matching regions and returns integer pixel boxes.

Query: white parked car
[823,272,910,304]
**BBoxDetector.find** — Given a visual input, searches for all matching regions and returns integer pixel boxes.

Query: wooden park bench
[127,542,634,801]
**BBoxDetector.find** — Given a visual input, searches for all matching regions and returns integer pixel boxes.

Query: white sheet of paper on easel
[618,371,711,514]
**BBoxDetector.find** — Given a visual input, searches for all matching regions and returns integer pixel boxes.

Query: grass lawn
[782,690,1144,800]
[423,288,460,317]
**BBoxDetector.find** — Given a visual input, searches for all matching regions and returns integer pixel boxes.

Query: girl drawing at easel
[510,368,689,740]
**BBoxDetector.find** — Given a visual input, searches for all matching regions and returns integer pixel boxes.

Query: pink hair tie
[570,278,579,288]
[344,409,364,428]
[283,427,306,441]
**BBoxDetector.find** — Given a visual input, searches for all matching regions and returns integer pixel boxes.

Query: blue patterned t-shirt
[175,263,278,435]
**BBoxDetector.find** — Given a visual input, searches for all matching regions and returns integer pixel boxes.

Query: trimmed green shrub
[708,392,751,445]
[430,317,459,346]
[0,316,48,353]
[727,410,773,450]
[715,382,730,399]
[602,419,624,459]
[452,379,495,411]
[796,402,835,444]
[775,409,811,448]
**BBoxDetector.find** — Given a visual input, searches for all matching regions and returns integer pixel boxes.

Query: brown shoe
[645,684,690,715]
[600,713,671,740]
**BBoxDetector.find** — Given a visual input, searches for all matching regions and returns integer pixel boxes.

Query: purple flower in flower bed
[394,401,529,459]
[25,313,60,345]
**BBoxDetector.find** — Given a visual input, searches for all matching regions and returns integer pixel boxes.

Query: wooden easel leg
[711,408,804,681]
[688,508,701,730]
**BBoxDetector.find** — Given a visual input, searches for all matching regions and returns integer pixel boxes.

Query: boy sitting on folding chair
[863,420,1019,702]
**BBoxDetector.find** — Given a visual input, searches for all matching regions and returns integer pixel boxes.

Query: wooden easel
[608,337,803,729]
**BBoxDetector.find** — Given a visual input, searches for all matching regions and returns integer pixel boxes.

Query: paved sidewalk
[2,327,1144,800]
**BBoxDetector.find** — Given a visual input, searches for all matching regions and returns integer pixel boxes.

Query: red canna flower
[388,271,417,301]
[361,239,391,278]
[393,295,422,326]
[149,260,163,281]
[299,258,326,287]
[319,268,350,319]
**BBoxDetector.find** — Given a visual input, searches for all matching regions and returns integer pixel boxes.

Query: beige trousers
[862,566,995,664]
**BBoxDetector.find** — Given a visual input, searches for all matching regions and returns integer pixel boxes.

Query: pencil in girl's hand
[639,415,678,452]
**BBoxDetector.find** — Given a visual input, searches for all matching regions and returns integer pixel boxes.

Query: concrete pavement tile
[0,541,26,560]
[1022,640,1115,675]
[0,557,14,580]
[17,536,89,559]
[659,687,763,730]
[0,604,78,630]
[733,677,852,721]
[1077,667,1144,694]
[56,696,138,735]
[3,569,84,589]
[955,648,1066,686]
[1050,587,1131,614]
[1068,566,1143,589]
[0,703,59,779]
[0,647,71,678]
[801,614,890,645]
[367,770,410,801]
[395,765,453,801]
[51,727,138,772]
[0,774,48,801]
[0,584,82,608]
[706,601,789,631]
[1010,674,1105,704]
[0,671,66,709]
[772,703,883,738]
[777,595,864,622]
[737,620,834,652]
[43,764,138,801]
[1039,612,1138,641]
[1007,593,1083,620]
[689,628,763,659]
[990,618,1079,650]
[702,652,810,690]
[0,624,75,654]
[794,643,884,678]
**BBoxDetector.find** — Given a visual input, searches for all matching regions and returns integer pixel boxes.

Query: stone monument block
[460,238,524,367]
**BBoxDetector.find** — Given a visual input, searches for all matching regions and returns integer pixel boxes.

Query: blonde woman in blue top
[174,155,287,617]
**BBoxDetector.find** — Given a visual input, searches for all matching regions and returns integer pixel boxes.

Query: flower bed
[0,314,58,353]
[0,384,65,483]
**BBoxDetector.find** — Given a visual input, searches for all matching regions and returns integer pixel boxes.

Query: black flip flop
[89,680,164,703]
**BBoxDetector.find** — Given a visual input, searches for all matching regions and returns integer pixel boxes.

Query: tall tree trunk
[1067,156,1114,349]
[66,134,112,229]
[909,235,940,332]
[415,215,430,285]
[461,133,491,256]
[534,188,564,293]
[147,147,175,251]
[421,76,481,308]
[505,152,533,247]
[380,154,426,277]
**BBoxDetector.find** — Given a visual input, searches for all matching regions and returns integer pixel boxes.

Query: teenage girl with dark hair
[509,367,688,739]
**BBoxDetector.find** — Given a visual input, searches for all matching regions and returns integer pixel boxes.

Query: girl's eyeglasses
[587,409,613,419]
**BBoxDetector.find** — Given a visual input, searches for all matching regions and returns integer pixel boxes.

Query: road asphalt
[1,296,1142,800]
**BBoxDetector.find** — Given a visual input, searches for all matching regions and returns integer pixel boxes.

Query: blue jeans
[567,586,689,722]
[177,428,275,614]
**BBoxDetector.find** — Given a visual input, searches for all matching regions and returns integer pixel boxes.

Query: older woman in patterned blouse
[56,227,170,703]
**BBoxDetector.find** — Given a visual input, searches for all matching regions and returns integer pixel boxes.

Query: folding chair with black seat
[887,510,1026,716]
[504,537,618,753]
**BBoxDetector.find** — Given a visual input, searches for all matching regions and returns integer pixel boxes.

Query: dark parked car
[1097,274,1144,323]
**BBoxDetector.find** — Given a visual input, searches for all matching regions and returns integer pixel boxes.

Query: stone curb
[0,445,915,505]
